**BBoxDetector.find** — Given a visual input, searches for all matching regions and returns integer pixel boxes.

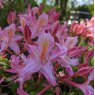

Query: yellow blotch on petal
[20,17,26,28]
[8,28,14,38]
[38,18,45,30]
[40,39,49,61]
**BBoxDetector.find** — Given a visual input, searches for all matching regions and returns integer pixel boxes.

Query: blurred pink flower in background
[70,17,94,42]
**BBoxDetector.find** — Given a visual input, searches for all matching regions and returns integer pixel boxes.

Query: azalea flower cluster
[0,5,94,95]
[70,17,94,44]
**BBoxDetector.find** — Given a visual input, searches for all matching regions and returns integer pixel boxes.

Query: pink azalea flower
[56,22,68,41]
[64,67,94,95]
[63,79,94,95]
[18,7,60,40]
[7,55,41,95]
[70,21,86,35]
[7,32,58,95]
[19,14,37,39]
[70,17,94,43]
[19,11,49,38]
[25,32,56,86]
[6,55,23,74]
[54,36,79,76]
[59,55,78,76]
[64,65,94,95]
[0,24,22,53]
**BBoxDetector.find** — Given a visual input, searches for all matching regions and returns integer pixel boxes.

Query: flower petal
[37,12,48,31]
[10,41,20,53]
[78,85,94,95]
[38,32,54,57]
[64,36,78,49]
[0,42,7,53]
[5,23,16,38]
[14,35,23,41]
[25,44,39,61]
[69,58,79,66]
[19,59,41,78]
[20,16,27,29]
[40,63,56,86]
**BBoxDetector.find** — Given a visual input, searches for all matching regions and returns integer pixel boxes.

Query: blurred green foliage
[0,0,94,27]
[74,4,94,17]
[87,4,94,15]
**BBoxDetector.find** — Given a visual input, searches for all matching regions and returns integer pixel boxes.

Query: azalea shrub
[0,4,94,95]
